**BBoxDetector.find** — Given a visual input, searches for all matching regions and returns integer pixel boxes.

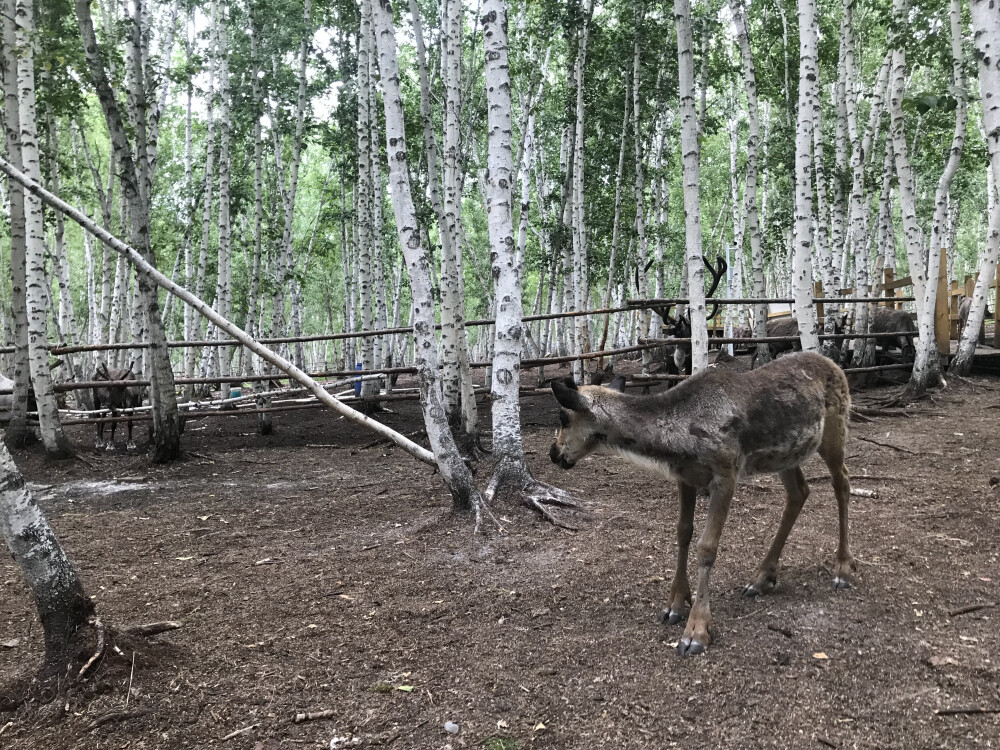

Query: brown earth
[2,367,1000,750]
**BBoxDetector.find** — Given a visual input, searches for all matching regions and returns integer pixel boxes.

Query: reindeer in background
[549,352,855,656]
[92,362,146,450]
[644,255,728,378]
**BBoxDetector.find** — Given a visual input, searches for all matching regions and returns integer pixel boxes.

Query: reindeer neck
[590,386,698,460]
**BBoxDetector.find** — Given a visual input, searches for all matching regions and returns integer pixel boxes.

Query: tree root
[522,479,589,530]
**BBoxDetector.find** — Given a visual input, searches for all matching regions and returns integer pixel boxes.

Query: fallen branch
[947,602,998,618]
[123,621,183,638]
[222,725,258,741]
[767,623,794,638]
[850,487,878,499]
[86,710,149,731]
[78,617,106,678]
[852,435,922,455]
[935,706,1000,716]
[293,709,336,724]
[0,721,12,737]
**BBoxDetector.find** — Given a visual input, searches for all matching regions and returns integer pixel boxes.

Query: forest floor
[2,363,1000,750]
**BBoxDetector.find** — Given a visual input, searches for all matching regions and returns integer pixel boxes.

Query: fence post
[814,280,825,325]
[935,247,950,357]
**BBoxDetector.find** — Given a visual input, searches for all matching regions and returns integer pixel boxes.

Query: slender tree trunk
[0,2,31,447]
[675,0,708,370]
[790,0,821,352]
[949,0,995,375]
[15,0,71,456]
[370,0,483,514]
[213,0,233,397]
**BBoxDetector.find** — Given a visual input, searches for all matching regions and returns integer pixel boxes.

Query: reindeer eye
[558,411,570,427]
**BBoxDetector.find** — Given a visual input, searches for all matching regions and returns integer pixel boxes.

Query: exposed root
[522,479,589,530]
[78,617,106,678]
[123,621,183,638]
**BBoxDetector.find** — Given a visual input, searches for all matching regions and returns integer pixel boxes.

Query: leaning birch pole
[951,0,998,374]
[790,0,821,352]
[675,0,708,370]
[369,0,484,514]
[0,155,437,467]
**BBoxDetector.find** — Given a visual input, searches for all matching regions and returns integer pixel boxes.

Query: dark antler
[703,255,728,320]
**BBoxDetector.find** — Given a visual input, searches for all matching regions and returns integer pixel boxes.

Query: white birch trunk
[0,443,93,667]
[950,0,997,374]
[213,0,233,396]
[15,0,71,456]
[790,0,821,352]
[675,0,708,370]
[370,0,483,512]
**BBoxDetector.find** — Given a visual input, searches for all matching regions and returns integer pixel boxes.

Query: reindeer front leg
[679,475,736,656]
[662,481,696,626]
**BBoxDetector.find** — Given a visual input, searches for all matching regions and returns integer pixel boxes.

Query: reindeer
[92,362,146,450]
[646,256,728,378]
[957,295,992,346]
[549,351,855,656]
[763,312,850,361]
[867,307,917,362]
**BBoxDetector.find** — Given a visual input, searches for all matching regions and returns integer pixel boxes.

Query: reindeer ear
[552,377,591,412]
[608,376,627,393]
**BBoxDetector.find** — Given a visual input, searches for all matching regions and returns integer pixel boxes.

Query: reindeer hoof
[661,608,686,626]
[126,441,137,451]
[677,637,705,656]
[104,442,114,452]
[833,576,852,590]
[742,584,762,598]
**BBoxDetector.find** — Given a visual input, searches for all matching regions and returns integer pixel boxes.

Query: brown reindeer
[647,255,728,378]
[868,307,917,362]
[957,296,991,346]
[93,362,146,450]
[549,351,855,656]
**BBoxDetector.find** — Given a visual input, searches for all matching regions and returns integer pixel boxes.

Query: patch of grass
[482,737,518,750]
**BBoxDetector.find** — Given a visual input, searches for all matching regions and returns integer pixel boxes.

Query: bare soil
[2,368,1000,750]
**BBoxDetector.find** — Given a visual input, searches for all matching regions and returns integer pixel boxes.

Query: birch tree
[951,0,999,374]
[369,0,484,515]
[1,443,94,671]
[790,0,821,352]
[74,0,182,462]
[675,0,708,370]
[13,0,71,456]
[481,0,581,522]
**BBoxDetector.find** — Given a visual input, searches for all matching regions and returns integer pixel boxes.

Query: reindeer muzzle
[549,443,575,470]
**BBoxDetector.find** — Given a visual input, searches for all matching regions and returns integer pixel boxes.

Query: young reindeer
[549,351,855,656]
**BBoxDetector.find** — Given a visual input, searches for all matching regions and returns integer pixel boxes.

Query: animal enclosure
[2,367,999,749]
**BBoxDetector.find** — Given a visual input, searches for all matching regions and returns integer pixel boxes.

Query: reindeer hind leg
[818,411,855,589]
[744,466,809,597]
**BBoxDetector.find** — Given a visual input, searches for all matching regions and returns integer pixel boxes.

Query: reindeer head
[94,362,111,382]
[549,376,626,469]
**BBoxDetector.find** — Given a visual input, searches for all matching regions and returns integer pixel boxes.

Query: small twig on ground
[73,453,96,469]
[78,617,106,678]
[853,434,923,455]
[123,621,183,638]
[850,487,878,499]
[767,623,794,638]
[935,706,1000,716]
[221,725,258,741]
[306,444,341,449]
[852,405,911,419]
[0,721,13,737]
[816,737,838,749]
[86,710,149,731]
[292,709,336,724]
[125,651,136,708]
[947,602,998,618]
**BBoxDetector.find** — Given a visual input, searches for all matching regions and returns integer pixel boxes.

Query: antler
[703,255,728,320]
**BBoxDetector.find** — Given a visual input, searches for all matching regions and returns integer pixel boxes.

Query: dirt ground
[2,365,1000,750]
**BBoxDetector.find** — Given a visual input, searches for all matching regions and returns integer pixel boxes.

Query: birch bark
[1,443,93,670]
[15,0,71,456]
[675,0,708,370]
[790,0,821,352]
[951,0,998,374]
[370,0,484,513]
